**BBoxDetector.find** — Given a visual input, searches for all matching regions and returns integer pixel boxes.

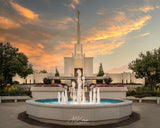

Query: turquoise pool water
[36,99,123,104]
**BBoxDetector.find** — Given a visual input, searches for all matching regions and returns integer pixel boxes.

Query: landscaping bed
[0,85,31,96]
[127,86,160,98]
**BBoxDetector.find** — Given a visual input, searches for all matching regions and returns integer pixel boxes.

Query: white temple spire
[77,9,80,44]
[74,9,83,56]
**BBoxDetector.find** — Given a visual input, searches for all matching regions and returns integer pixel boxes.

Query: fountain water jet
[58,69,100,104]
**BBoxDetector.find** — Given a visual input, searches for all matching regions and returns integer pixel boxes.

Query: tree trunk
[147,77,154,90]
[149,78,156,90]
[4,75,9,86]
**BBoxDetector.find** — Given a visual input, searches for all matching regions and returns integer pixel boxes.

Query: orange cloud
[12,42,64,72]
[134,32,150,38]
[84,42,124,56]
[10,1,39,20]
[48,17,75,30]
[83,15,151,43]
[38,43,44,49]
[70,3,76,9]
[55,41,73,51]
[139,6,154,13]
[64,3,75,9]
[126,4,158,14]
[0,16,20,29]
[141,32,150,36]
[97,8,106,15]
[73,0,80,4]
[64,0,80,9]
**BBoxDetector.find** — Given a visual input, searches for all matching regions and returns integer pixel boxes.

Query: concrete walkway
[0,102,160,128]
[122,103,160,128]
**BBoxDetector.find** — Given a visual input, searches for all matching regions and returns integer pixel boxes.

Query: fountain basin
[26,99,132,126]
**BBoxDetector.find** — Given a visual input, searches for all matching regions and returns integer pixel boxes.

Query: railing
[51,76,107,80]
[0,96,31,103]
[125,96,160,104]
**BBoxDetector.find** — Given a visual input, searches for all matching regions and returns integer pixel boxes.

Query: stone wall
[12,72,145,85]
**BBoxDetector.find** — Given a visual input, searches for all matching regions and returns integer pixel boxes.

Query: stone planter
[98,87,128,99]
[31,87,63,99]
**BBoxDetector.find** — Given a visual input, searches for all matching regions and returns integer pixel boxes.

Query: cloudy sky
[0,0,160,74]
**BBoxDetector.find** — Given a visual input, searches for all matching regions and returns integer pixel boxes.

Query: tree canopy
[0,42,33,86]
[96,63,105,84]
[128,47,160,89]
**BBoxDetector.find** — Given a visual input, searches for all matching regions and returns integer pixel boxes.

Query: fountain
[26,69,132,126]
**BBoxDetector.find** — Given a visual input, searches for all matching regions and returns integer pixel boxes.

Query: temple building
[64,10,93,78]
[63,10,93,85]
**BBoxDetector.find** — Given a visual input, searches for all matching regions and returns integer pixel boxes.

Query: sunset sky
[0,0,160,74]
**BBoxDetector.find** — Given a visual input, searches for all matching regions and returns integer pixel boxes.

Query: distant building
[106,72,145,85]
[12,72,54,84]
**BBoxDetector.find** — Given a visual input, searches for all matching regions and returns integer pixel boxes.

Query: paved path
[121,103,160,128]
[0,102,160,128]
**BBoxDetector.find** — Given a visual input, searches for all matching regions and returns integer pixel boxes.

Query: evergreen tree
[96,63,104,84]
[54,68,61,83]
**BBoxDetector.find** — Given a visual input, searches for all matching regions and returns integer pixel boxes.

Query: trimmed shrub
[127,86,160,97]
[12,81,19,85]
[104,77,113,84]
[127,90,136,96]
[43,78,52,84]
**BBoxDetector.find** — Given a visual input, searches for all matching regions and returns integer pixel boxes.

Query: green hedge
[127,86,160,98]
